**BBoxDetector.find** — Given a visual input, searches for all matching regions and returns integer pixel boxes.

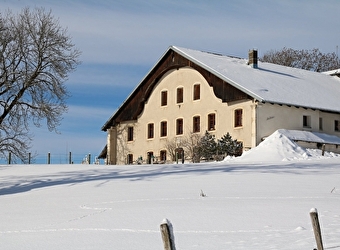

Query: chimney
[248,49,258,68]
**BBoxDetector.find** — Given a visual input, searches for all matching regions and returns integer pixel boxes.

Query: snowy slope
[1,132,340,250]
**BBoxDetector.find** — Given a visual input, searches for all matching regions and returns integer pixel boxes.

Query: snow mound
[239,130,309,162]
[294,226,307,231]
[224,130,340,162]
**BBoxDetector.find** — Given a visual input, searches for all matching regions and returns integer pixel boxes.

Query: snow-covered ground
[1,130,340,249]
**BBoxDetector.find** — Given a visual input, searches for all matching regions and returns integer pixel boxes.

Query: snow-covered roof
[102,46,340,131]
[277,129,340,145]
[172,46,340,113]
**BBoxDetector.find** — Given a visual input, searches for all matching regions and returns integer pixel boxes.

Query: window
[193,84,200,100]
[177,87,183,104]
[234,109,243,127]
[176,118,183,135]
[127,126,133,141]
[160,150,167,162]
[161,90,167,106]
[193,116,200,133]
[303,115,311,128]
[160,121,167,137]
[319,117,323,131]
[147,123,154,139]
[335,120,340,132]
[127,154,133,164]
[208,113,216,131]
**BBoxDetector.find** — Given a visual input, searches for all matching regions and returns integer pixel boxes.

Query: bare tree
[181,131,202,163]
[260,47,339,72]
[164,137,178,162]
[164,132,203,163]
[0,8,81,162]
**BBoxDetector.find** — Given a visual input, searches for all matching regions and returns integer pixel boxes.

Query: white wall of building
[256,103,340,148]
[114,67,254,164]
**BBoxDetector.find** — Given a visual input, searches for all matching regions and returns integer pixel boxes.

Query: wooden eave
[102,47,252,131]
[98,145,107,159]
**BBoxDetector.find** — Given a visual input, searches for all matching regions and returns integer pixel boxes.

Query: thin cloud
[2,0,340,159]
[4,0,339,63]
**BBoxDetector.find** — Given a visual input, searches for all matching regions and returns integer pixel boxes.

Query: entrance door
[147,151,154,164]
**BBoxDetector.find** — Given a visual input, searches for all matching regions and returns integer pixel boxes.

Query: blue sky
[1,0,340,163]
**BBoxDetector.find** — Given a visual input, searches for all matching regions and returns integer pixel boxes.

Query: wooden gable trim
[103,49,252,130]
[190,63,250,102]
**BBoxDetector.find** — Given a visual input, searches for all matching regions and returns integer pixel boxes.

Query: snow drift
[227,129,340,162]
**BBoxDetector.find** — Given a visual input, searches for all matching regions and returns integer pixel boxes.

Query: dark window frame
[234,109,243,127]
[160,150,167,162]
[161,90,168,106]
[177,87,183,104]
[303,115,311,128]
[193,116,200,133]
[193,84,200,100]
[319,117,323,131]
[335,120,340,132]
[127,154,133,164]
[127,126,134,141]
[147,123,154,139]
[208,113,216,131]
[160,121,167,137]
[176,118,184,135]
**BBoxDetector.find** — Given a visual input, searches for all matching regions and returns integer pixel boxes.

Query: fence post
[28,152,31,164]
[8,152,11,165]
[321,144,325,156]
[310,208,324,250]
[88,153,91,164]
[160,219,175,250]
[47,152,51,164]
[69,152,72,164]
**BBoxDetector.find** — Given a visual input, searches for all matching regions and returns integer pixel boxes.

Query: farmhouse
[100,46,340,165]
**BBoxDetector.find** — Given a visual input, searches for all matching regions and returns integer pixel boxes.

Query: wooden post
[310,208,324,250]
[8,152,11,165]
[28,152,31,164]
[47,152,51,164]
[321,144,325,156]
[88,153,91,164]
[160,219,175,250]
[69,152,72,164]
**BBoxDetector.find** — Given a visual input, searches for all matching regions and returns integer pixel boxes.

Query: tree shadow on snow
[0,160,335,196]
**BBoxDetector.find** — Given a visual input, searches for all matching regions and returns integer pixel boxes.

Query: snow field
[1,130,340,249]
[1,161,340,249]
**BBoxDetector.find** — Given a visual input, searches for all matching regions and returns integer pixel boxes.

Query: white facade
[111,67,254,165]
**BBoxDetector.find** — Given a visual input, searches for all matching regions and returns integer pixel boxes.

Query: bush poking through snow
[200,189,207,197]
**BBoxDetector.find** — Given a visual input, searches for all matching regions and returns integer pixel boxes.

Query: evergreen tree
[198,131,217,160]
[217,132,243,157]
[217,132,233,155]
[194,131,243,162]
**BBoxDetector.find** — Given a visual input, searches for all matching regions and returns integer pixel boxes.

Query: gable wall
[103,49,250,129]
[113,67,255,164]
